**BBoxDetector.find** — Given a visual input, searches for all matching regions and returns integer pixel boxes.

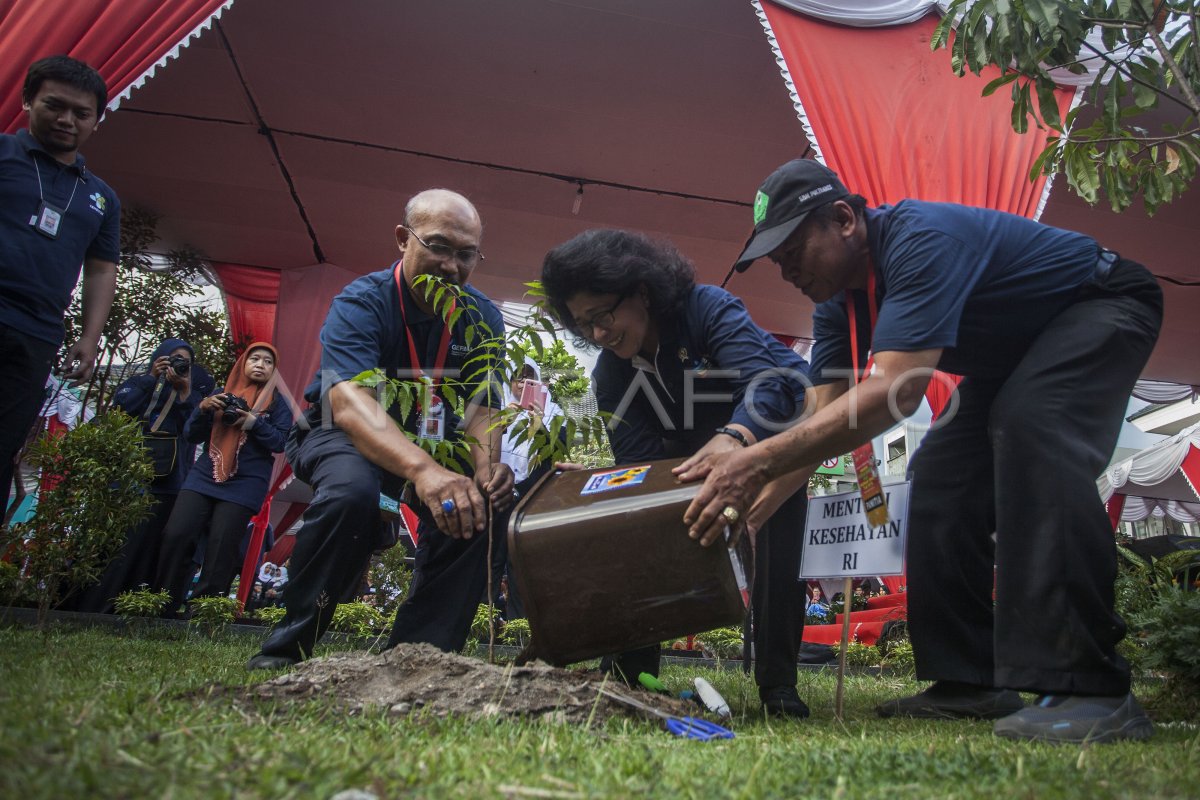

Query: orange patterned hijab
[209,342,280,483]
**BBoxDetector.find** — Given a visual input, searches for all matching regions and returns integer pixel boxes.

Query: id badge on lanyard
[847,272,889,528]
[395,264,454,442]
[420,395,446,441]
[32,200,65,239]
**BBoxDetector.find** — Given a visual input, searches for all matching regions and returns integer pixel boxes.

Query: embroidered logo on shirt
[88,193,106,215]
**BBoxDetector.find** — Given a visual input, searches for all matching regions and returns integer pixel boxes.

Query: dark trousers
[605,487,809,689]
[155,490,255,612]
[258,424,386,660]
[257,421,498,660]
[76,492,178,613]
[0,324,57,510]
[386,516,500,652]
[906,259,1162,697]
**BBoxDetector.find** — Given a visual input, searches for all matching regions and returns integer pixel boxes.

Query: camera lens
[220,394,249,425]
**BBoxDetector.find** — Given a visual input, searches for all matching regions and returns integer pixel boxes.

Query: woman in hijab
[154,342,293,614]
[76,338,197,612]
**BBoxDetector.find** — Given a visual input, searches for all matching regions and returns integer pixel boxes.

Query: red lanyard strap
[845,270,878,385]
[394,262,454,386]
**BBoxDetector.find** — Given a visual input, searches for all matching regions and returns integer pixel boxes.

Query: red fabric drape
[761,5,1074,214]
[1,0,232,133]
[1106,494,1128,531]
[400,504,422,547]
[236,463,291,611]
[924,372,963,419]
[761,5,1073,422]
[1181,445,1200,502]
[211,263,281,346]
[772,333,798,348]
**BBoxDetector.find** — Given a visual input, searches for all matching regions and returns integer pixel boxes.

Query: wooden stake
[834,576,853,720]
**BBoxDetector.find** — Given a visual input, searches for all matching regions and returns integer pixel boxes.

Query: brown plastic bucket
[507,458,747,665]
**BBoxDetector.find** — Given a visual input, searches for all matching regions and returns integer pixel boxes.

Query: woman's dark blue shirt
[114,373,197,495]
[181,391,293,511]
[592,284,810,465]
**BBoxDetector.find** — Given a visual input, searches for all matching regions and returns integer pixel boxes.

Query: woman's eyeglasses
[574,293,629,337]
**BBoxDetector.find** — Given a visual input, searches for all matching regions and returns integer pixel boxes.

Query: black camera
[220,394,250,425]
[168,354,191,376]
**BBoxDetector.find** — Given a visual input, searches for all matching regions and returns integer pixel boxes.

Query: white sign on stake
[800,479,910,580]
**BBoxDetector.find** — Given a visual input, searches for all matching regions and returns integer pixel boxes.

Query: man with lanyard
[247,189,513,669]
[0,56,119,510]
[676,159,1162,744]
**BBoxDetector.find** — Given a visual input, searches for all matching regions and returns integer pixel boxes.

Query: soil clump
[235,643,698,724]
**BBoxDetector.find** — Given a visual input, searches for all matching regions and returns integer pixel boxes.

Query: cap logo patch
[753,190,769,225]
[796,183,835,205]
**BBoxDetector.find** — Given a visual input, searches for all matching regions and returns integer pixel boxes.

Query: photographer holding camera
[75,339,196,612]
[153,342,293,615]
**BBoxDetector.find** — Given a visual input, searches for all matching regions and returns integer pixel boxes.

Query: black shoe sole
[246,654,297,671]
[876,694,1024,720]
[995,717,1154,744]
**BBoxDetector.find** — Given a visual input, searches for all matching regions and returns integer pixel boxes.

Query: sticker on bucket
[581,465,651,495]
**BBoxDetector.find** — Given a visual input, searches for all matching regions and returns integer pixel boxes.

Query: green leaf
[352,369,384,388]
[950,22,967,76]
[1011,81,1031,134]
[1023,0,1062,38]
[930,7,957,51]
[1034,79,1062,130]
[397,385,414,423]
[1129,78,1160,110]
[1066,147,1100,205]
[982,71,1019,97]
[1029,138,1059,182]
[378,380,397,412]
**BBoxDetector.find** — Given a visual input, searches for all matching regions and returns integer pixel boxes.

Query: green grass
[0,625,1197,799]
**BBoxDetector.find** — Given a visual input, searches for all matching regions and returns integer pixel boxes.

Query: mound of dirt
[237,643,702,725]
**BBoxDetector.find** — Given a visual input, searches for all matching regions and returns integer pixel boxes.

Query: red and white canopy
[1100,424,1200,523]
[3,0,1195,389]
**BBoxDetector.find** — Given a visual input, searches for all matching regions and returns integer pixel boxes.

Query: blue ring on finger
[441,498,456,513]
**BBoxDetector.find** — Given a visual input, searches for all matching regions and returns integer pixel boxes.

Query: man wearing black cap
[675,159,1163,744]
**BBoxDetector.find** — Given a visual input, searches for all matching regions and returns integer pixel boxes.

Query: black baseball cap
[733,159,850,272]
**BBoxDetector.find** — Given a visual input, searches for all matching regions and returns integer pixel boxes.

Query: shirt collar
[16,129,88,177]
[631,352,656,374]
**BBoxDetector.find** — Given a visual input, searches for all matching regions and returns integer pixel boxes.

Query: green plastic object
[638,673,669,694]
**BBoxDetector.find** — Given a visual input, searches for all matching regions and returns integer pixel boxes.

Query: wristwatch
[715,426,749,447]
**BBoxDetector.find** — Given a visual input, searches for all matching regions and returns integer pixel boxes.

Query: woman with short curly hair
[541,229,815,718]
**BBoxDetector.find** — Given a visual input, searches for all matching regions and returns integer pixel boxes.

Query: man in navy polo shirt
[678,159,1162,744]
[248,189,513,669]
[1,56,119,508]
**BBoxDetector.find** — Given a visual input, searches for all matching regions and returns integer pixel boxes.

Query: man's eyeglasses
[574,293,628,337]
[403,227,484,267]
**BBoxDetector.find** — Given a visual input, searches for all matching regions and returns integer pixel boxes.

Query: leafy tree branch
[933,0,1199,213]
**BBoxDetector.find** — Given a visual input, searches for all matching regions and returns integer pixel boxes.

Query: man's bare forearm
[329,380,439,480]
[79,259,117,344]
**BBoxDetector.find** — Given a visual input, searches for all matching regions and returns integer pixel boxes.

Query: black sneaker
[760,685,811,718]
[876,681,1025,719]
[994,693,1154,744]
[246,653,298,671]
